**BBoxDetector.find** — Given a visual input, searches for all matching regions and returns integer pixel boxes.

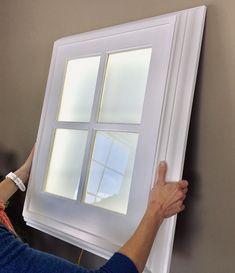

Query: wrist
[145,202,165,224]
[14,167,30,185]
[5,172,26,192]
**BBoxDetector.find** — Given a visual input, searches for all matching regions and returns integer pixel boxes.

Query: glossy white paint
[23,6,206,273]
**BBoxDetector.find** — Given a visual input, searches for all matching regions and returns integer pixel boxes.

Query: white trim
[23,6,206,273]
[146,6,206,273]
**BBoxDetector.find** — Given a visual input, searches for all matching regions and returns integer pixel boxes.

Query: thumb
[156,161,167,185]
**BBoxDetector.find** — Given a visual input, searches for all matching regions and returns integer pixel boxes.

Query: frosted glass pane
[58,56,100,122]
[44,129,88,199]
[98,48,152,123]
[83,131,138,214]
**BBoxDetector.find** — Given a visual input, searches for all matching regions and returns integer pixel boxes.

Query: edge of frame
[146,5,206,273]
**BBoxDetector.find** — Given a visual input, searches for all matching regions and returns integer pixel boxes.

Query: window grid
[47,47,152,208]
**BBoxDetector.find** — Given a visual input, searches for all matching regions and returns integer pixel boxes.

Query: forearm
[0,167,29,203]
[119,206,164,273]
[0,147,34,203]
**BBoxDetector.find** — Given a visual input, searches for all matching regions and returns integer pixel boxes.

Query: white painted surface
[23,6,206,273]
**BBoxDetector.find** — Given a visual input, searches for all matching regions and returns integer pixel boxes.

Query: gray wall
[1,1,235,272]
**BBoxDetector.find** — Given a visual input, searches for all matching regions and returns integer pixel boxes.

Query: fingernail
[160,161,165,167]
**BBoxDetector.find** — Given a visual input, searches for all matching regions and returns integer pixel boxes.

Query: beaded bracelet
[5,172,26,192]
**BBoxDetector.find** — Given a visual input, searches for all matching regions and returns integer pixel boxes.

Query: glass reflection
[83,131,138,214]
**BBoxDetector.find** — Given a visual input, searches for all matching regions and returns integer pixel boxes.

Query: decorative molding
[23,6,206,273]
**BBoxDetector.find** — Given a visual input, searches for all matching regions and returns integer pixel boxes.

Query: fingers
[179,180,188,188]
[156,161,188,188]
[164,200,186,218]
[165,181,188,212]
[156,161,167,185]
[179,180,188,195]
[177,181,188,200]
[173,202,185,214]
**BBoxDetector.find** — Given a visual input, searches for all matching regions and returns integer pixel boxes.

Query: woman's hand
[119,161,188,273]
[147,161,188,220]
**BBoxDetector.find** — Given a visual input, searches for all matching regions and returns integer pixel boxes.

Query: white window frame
[23,6,206,273]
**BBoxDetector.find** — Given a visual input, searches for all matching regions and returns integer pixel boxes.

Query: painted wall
[1,1,235,272]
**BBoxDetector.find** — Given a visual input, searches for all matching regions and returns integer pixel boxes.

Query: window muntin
[45,48,152,210]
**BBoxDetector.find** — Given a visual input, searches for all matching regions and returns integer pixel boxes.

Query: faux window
[23,6,206,273]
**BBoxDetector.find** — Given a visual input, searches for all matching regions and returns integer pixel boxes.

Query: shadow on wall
[0,145,17,180]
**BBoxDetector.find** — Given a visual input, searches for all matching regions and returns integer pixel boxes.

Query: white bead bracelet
[5,172,26,192]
